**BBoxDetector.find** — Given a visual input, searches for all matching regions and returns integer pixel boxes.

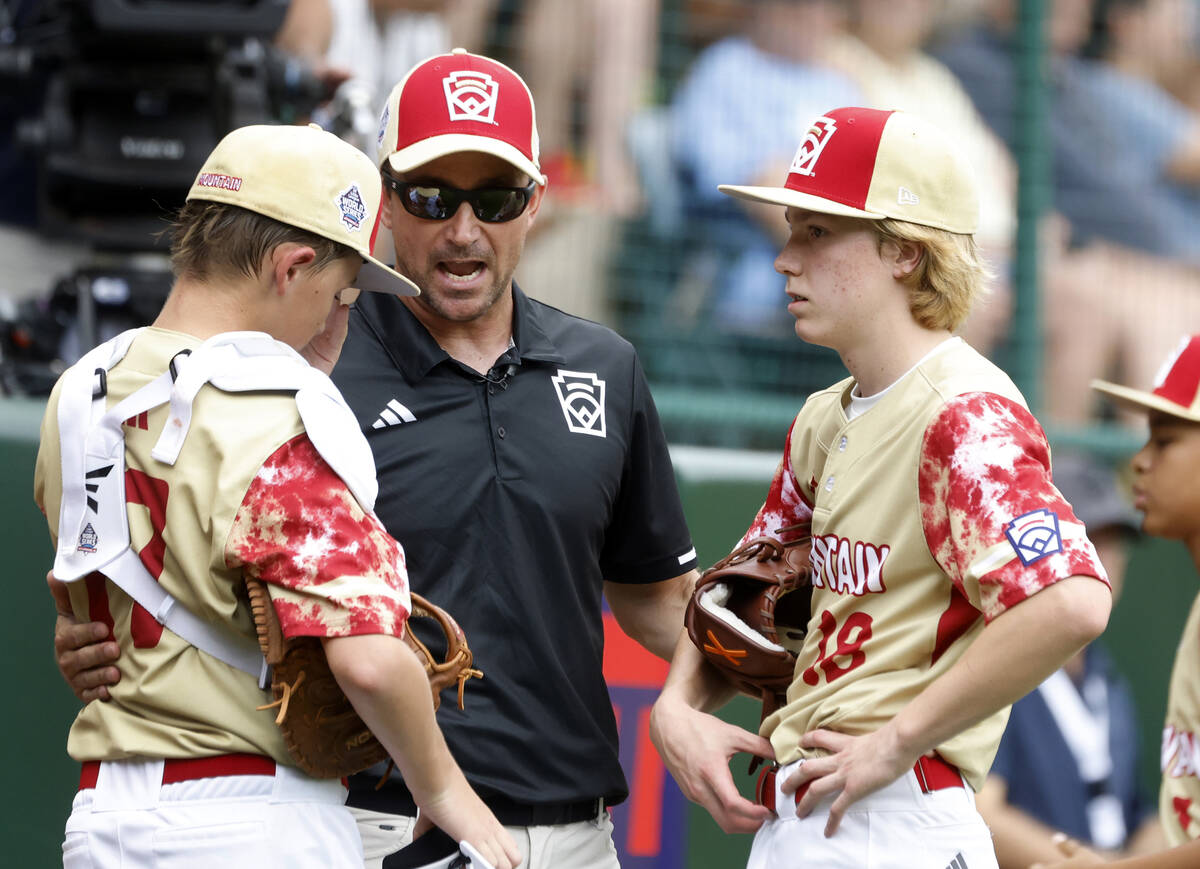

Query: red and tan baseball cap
[187,123,419,297]
[1093,335,1200,422]
[376,48,544,184]
[719,106,979,234]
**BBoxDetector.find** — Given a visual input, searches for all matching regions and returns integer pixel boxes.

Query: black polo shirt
[333,284,697,810]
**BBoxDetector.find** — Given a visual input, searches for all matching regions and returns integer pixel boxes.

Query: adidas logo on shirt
[945,853,969,869]
[372,399,417,429]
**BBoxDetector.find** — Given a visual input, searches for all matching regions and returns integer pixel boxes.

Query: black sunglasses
[383,175,536,223]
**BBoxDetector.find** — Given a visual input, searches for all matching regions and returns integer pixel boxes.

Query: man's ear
[270,243,317,296]
[379,185,394,230]
[524,181,546,226]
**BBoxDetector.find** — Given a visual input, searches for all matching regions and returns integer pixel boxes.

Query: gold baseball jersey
[741,339,1108,791]
[35,328,409,764]
[1161,592,1200,844]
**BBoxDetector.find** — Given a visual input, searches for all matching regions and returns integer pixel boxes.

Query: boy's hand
[301,292,354,375]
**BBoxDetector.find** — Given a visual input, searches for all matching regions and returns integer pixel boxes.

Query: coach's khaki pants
[350,805,621,869]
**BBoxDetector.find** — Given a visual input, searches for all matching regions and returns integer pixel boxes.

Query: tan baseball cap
[1093,335,1200,422]
[376,48,545,184]
[719,107,979,234]
[187,123,419,296]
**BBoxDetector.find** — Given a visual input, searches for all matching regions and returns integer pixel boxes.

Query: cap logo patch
[551,370,606,437]
[1004,508,1062,566]
[443,70,499,123]
[789,116,838,177]
[196,172,242,192]
[898,187,920,206]
[376,104,389,149]
[336,184,367,232]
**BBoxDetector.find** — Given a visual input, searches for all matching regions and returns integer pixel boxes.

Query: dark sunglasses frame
[382,174,537,223]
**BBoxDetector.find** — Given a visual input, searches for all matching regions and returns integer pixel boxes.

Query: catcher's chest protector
[51,329,383,680]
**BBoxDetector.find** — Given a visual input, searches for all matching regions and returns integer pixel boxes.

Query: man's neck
[402,290,516,376]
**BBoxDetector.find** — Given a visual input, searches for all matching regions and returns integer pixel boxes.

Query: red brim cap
[1092,335,1200,422]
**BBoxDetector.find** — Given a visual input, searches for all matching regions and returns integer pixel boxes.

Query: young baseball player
[33,123,519,869]
[1027,336,1200,866]
[650,106,1114,867]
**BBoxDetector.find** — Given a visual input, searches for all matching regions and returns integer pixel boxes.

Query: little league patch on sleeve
[1004,508,1063,565]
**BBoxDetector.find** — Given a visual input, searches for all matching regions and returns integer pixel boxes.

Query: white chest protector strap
[53,330,378,684]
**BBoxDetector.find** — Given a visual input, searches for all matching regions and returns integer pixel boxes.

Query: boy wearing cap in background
[650,106,1113,867]
[33,123,519,869]
[1031,337,1200,869]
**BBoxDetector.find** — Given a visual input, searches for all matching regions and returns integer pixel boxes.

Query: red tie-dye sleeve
[738,419,814,548]
[225,434,410,639]
[919,393,1108,622]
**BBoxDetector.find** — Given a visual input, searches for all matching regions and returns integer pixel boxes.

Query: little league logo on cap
[444,70,499,122]
[377,48,545,184]
[1093,335,1200,422]
[720,107,979,234]
[186,124,417,297]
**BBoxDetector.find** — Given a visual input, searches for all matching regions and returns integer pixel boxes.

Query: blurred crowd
[4,2,1200,865]
[5,0,1200,433]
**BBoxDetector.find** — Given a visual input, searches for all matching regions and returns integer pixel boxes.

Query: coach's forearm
[888,576,1111,761]
[605,569,699,661]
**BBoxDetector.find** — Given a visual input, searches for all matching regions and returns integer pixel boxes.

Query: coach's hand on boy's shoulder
[49,570,120,703]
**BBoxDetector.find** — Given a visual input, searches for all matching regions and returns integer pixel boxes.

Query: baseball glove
[685,525,813,723]
[247,579,483,779]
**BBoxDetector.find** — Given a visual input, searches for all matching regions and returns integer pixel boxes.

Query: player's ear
[890,239,923,279]
[270,243,317,297]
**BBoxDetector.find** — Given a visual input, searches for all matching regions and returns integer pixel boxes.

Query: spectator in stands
[512,0,659,216]
[668,0,862,337]
[934,0,1200,426]
[1080,0,1200,252]
[823,0,1017,355]
[976,451,1166,868]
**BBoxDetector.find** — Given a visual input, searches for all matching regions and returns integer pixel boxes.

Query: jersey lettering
[1164,725,1200,779]
[810,534,889,596]
[1174,796,1194,834]
[124,468,170,648]
[801,609,873,686]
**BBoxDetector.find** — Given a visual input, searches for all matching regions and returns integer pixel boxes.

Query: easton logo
[552,370,606,437]
[335,184,367,232]
[84,464,114,513]
[443,70,500,123]
[789,116,838,177]
[1004,508,1063,565]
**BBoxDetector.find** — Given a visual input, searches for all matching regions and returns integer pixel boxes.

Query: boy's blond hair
[874,218,991,334]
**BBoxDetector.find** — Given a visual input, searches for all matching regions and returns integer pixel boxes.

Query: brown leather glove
[247,579,482,779]
[685,528,812,723]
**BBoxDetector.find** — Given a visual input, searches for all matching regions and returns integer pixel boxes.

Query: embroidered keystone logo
[789,116,838,177]
[443,71,499,123]
[551,370,606,437]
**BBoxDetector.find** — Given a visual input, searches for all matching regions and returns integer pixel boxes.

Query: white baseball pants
[63,758,361,868]
[747,758,998,869]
